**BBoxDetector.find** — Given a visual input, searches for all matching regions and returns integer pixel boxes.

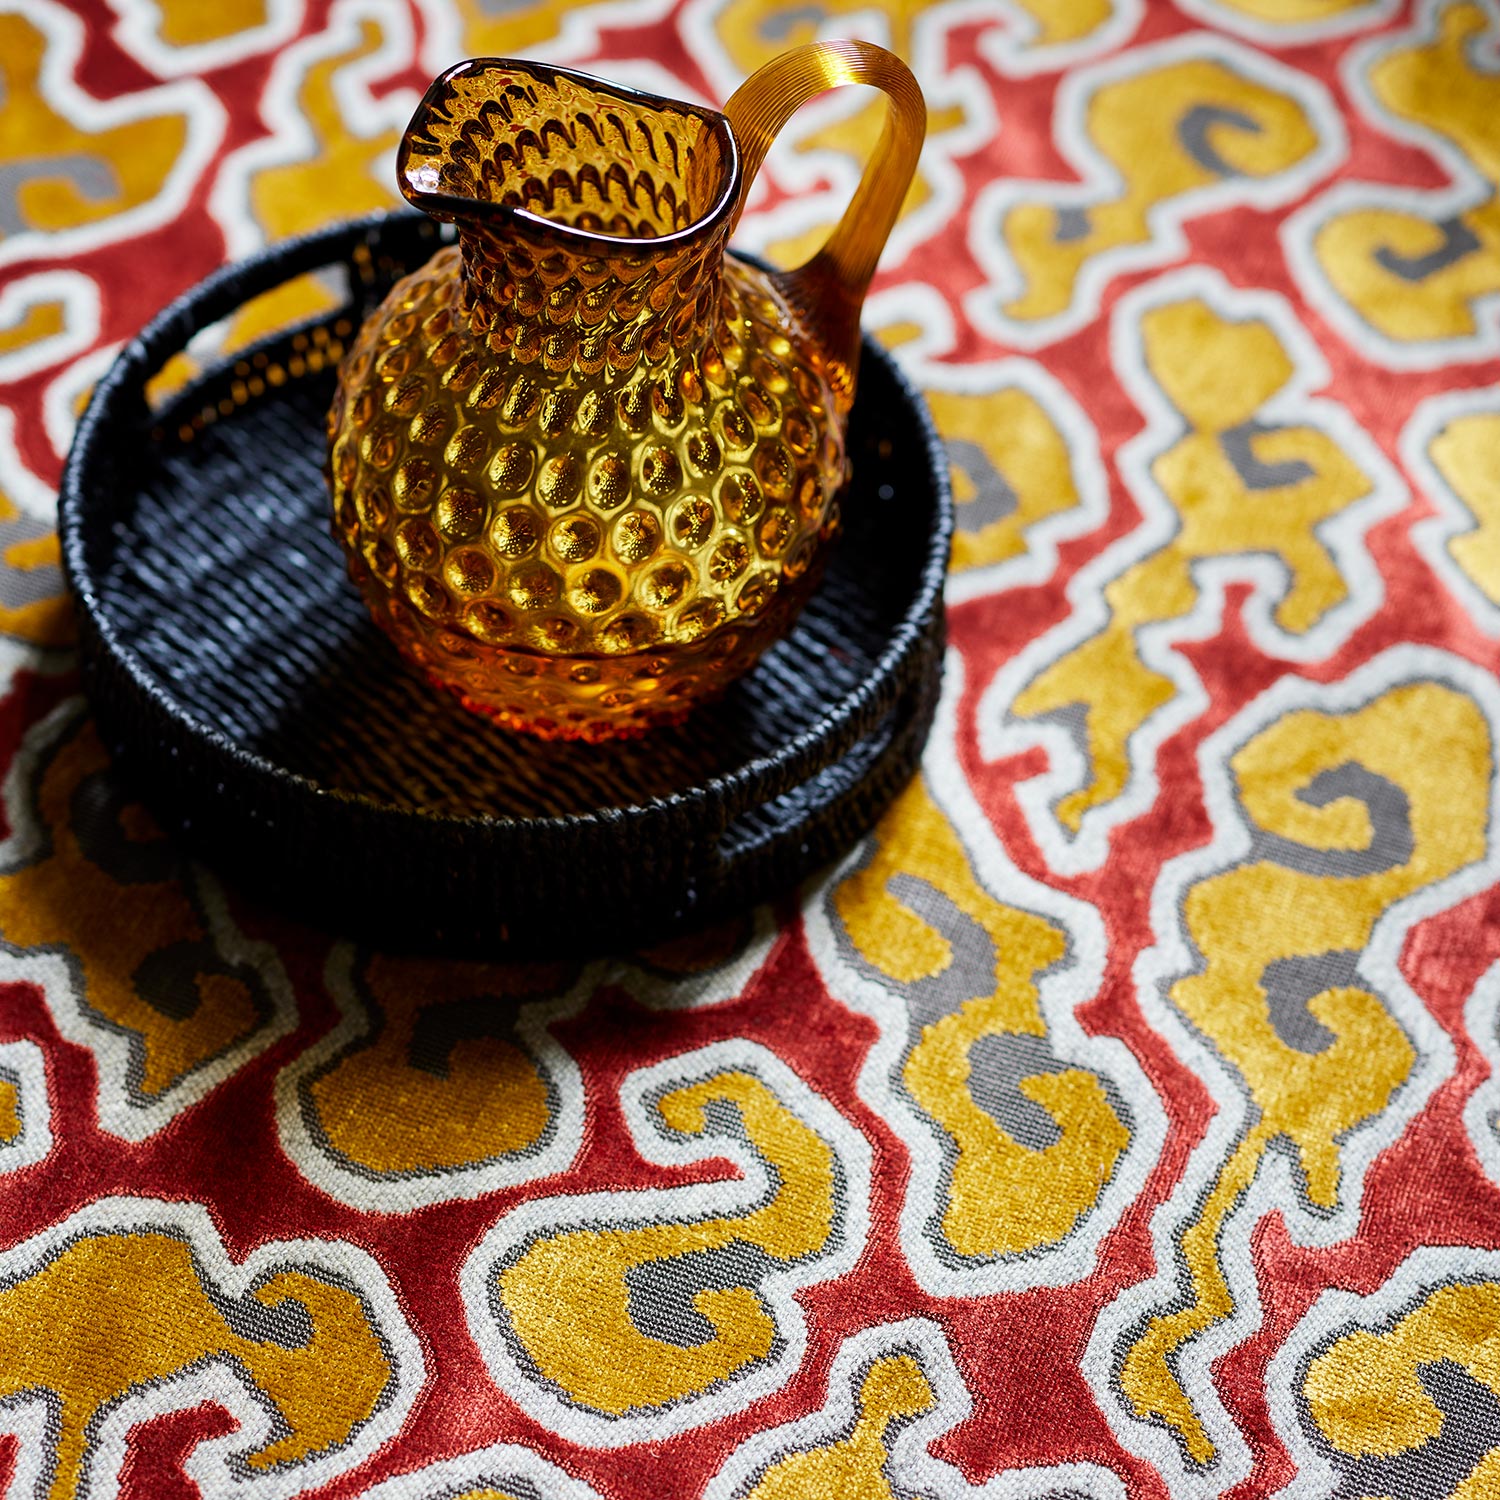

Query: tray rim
[59,209,952,843]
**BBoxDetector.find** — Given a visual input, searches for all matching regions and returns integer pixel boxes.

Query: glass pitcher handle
[722,40,926,392]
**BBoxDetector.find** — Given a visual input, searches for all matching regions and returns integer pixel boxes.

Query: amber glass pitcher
[326,42,925,740]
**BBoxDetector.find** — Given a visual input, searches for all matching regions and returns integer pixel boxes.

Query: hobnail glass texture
[326,43,925,739]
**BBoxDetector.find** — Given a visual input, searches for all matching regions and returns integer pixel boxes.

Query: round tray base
[60,212,951,955]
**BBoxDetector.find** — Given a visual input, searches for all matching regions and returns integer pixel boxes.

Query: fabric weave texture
[0,0,1498,1497]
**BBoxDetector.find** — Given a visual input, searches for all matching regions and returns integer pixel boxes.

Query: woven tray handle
[101,214,446,432]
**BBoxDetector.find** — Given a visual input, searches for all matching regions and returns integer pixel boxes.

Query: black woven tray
[59,210,951,955]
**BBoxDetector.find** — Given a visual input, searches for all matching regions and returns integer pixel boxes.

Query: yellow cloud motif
[1194,0,1387,27]
[0,704,289,1138]
[151,0,271,48]
[0,1201,420,1500]
[1310,0,1500,350]
[0,718,262,1102]
[1436,416,1500,604]
[1304,1281,1500,1498]
[1010,0,1120,47]
[1019,300,1369,832]
[990,273,1399,869]
[0,12,190,243]
[277,941,589,1211]
[454,0,587,59]
[1116,673,1493,1468]
[300,952,572,1175]
[746,1354,934,1500]
[707,0,1119,83]
[1428,407,1500,606]
[243,16,400,245]
[0,294,65,358]
[933,385,1085,580]
[206,3,409,362]
[982,45,1327,335]
[834,773,1130,1264]
[1406,387,1500,639]
[463,1041,869,1441]
[500,1069,836,1415]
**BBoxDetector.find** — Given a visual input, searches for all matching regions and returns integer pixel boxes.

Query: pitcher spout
[397,59,740,373]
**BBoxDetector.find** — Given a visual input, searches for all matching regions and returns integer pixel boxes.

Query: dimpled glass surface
[326,61,850,740]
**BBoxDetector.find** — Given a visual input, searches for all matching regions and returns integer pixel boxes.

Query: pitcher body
[327,46,924,739]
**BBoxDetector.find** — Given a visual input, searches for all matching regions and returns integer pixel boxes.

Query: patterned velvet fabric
[1,1,1498,1496]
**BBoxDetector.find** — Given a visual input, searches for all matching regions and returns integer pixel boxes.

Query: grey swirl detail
[1249,762,1414,878]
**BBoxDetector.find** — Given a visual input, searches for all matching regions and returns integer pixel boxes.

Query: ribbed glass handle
[723,40,927,393]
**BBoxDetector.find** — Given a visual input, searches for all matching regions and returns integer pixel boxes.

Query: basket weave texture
[59,210,952,954]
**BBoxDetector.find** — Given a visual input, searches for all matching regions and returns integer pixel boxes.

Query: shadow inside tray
[259,609,815,817]
[103,358,916,822]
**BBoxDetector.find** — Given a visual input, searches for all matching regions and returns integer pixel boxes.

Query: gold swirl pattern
[1092,649,1500,1486]
[277,945,587,1210]
[0,1198,423,1500]
[809,659,1163,1296]
[1286,0,1500,367]
[1270,1249,1500,1498]
[982,269,1404,874]
[968,34,1341,347]
[0,702,294,1141]
[460,1040,871,1444]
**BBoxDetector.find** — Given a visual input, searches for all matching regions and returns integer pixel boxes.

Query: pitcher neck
[455,217,729,378]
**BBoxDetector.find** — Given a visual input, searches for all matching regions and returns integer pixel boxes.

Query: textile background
[0,0,1498,1495]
